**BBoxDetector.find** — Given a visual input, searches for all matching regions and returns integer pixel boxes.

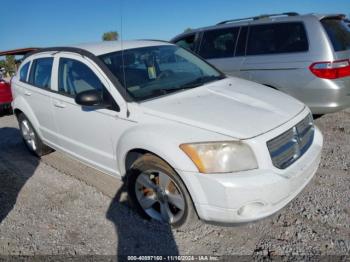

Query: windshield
[99,45,224,101]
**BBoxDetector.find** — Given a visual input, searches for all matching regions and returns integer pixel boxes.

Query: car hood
[140,77,305,139]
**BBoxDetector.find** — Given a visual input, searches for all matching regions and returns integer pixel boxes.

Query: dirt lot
[0,109,349,258]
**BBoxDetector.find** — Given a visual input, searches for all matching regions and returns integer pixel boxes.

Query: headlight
[180,141,258,174]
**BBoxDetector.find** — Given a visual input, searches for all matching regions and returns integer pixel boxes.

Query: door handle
[54,102,66,108]
[24,91,32,96]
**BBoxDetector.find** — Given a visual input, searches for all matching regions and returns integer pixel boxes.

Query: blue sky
[1,0,349,51]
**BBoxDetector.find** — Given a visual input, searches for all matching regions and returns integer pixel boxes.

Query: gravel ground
[0,109,349,258]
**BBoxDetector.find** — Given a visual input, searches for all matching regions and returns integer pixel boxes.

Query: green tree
[183,28,193,33]
[0,55,16,77]
[102,31,119,41]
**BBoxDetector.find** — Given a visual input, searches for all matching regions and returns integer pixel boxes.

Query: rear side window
[29,58,53,89]
[174,34,196,51]
[58,58,104,96]
[199,27,239,59]
[19,62,30,82]
[321,19,350,51]
[247,22,308,55]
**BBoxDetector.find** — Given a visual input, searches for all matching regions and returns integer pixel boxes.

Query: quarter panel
[12,90,43,138]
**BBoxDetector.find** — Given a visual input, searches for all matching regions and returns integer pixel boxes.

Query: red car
[0,79,12,114]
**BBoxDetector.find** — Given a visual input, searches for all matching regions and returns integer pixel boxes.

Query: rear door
[25,56,58,144]
[242,22,309,92]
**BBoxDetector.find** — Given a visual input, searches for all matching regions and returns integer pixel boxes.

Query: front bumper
[177,126,323,223]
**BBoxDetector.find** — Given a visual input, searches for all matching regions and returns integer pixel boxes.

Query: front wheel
[18,113,53,157]
[127,154,199,229]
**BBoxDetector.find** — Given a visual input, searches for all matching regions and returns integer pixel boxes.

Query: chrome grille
[267,114,314,169]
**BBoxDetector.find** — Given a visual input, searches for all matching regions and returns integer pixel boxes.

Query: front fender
[116,124,200,176]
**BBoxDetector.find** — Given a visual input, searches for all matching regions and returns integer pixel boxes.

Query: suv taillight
[309,59,350,79]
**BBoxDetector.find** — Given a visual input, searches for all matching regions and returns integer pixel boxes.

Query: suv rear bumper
[304,78,350,114]
[177,127,323,223]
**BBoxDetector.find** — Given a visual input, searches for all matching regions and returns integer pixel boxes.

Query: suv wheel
[18,114,53,157]
[127,154,199,229]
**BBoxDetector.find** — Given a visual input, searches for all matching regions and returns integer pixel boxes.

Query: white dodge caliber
[11,41,323,228]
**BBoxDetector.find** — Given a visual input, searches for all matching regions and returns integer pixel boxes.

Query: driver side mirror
[75,90,103,107]
[75,89,120,112]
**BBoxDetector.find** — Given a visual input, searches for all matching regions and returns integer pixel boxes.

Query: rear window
[321,19,350,51]
[198,27,239,59]
[247,22,308,55]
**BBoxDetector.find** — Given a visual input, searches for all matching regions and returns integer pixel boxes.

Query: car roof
[171,13,346,40]
[24,40,173,59]
[21,40,174,103]
[71,40,172,56]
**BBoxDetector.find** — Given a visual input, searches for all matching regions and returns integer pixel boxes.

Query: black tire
[17,113,53,157]
[313,114,323,120]
[127,153,199,230]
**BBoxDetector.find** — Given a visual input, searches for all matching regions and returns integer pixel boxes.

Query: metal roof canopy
[0,48,40,56]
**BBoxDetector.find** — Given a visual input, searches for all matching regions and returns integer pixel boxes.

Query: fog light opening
[237,202,266,217]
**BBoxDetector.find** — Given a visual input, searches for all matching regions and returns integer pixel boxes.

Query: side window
[198,27,239,59]
[247,22,308,55]
[29,58,53,89]
[58,58,104,96]
[19,62,30,82]
[175,34,196,51]
[235,27,248,56]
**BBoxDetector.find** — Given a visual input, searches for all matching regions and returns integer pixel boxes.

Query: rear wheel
[127,154,199,229]
[18,113,53,157]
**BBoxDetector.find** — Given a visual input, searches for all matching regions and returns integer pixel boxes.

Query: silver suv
[171,13,350,114]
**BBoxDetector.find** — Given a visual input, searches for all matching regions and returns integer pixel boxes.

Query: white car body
[11,41,323,223]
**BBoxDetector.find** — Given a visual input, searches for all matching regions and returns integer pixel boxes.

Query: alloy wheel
[135,170,186,224]
[21,120,37,151]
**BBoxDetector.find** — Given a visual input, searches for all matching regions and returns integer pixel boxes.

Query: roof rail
[216,12,299,25]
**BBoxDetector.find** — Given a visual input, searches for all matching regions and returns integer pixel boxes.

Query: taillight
[309,59,350,79]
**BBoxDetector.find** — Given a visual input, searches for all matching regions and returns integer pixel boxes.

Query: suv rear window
[247,22,308,55]
[321,19,350,51]
[199,27,239,59]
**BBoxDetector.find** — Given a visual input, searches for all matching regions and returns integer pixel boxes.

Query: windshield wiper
[180,75,225,89]
[150,86,195,96]
[144,75,225,100]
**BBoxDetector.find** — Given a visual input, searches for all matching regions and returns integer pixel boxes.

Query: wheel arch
[116,128,198,177]
[123,147,201,220]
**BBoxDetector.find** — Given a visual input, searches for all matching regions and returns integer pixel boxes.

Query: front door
[50,55,120,176]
